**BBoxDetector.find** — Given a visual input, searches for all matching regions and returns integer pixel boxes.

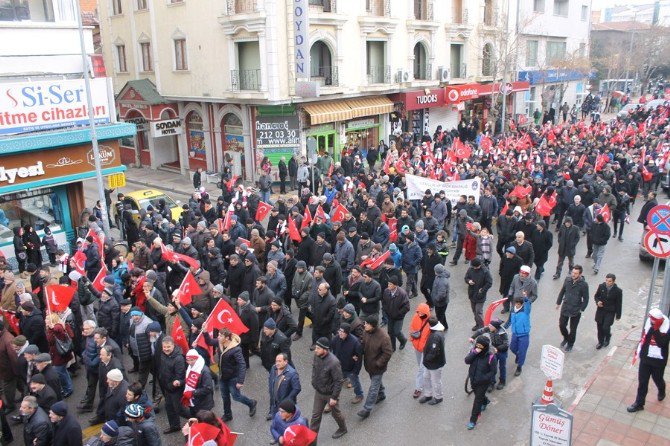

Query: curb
[567,326,638,413]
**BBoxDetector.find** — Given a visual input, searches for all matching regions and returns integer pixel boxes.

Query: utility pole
[75,0,110,234]
[499,0,511,135]
[624,11,637,94]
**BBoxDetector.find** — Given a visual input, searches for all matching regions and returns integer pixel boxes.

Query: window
[526,40,538,66]
[413,43,428,80]
[0,189,63,235]
[116,45,127,72]
[483,0,493,26]
[546,41,566,64]
[174,39,187,70]
[553,0,568,17]
[112,0,122,15]
[450,44,463,78]
[136,0,146,10]
[140,42,152,72]
[533,0,544,13]
[581,5,588,21]
[366,41,387,83]
[579,42,586,57]
[482,43,493,76]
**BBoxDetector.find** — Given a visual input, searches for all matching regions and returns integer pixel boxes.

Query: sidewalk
[569,330,670,446]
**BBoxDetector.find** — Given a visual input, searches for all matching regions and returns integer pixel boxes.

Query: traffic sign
[500,82,514,96]
[540,345,564,380]
[108,173,126,189]
[644,231,670,259]
[648,204,670,235]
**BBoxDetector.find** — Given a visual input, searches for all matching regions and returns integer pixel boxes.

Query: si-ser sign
[150,118,183,138]
[255,116,300,149]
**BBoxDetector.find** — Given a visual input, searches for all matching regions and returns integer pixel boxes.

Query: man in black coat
[464,257,493,330]
[420,244,442,306]
[28,374,57,413]
[49,401,83,446]
[20,396,52,446]
[18,302,48,353]
[260,319,292,372]
[530,221,553,280]
[637,191,657,227]
[511,231,534,267]
[296,229,315,266]
[309,282,337,346]
[157,337,186,433]
[33,354,62,401]
[594,273,622,349]
[555,265,589,352]
[91,368,127,425]
[553,217,580,280]
[499,247,524,313]
[236,292,260,367]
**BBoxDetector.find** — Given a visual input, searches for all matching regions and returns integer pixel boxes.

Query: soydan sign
[293,0,310,78]
[0,78,111,136]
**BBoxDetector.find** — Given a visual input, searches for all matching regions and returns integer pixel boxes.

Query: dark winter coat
[311,351,343,399]
[191,366,215,411]
[268,364,301,410]
[331,333,362,373]
[530,229,553,264]
[218,335,247,382]
[431,265,450,307]
[591,222,611,246]
[464,266,493,303]
[361,326,393,375]
[260,330,292,371]
[594,283,623,321]
[382,287,410,320]
[271,305,297,337]
[401,242,422,274]
[23,407,52,446]
[422,328,446,370]
[19,308,48,352]
[358,279,382,316]
[420,252,442,289]
[556,276,589,317]
[513,240,535,267]
[557,224,580,257]
[96,296,121,339]
[158,346,186,393]
[309,291,337,336]
[499,254,523,295]
[238,302,259,348]
[226,262,245,299]
[53,413,82,446]
[101,380,128,422]
[465,348,497,385]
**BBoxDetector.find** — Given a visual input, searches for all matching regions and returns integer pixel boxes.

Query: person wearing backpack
[45,314,74,398]
[464,336,497,430]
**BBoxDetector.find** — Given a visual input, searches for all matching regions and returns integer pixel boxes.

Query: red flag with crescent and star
[2,311,19,335]
[288,216,302,243]
[171,316,190,354]
[178,271,203,306]
[453,138,471,160]
[300,207,312,230]
[315,205,327,222]
[91,264,109,292]
[196,298,249,354]
[45,284,76,314]
[72,250,86,275]
[331,204,348,223]
[283,424,317,446]
[162,243,201,269]
[598,204,611,223]
[255,201,273,222]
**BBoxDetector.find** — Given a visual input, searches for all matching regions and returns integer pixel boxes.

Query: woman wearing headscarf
[22,224,42,267]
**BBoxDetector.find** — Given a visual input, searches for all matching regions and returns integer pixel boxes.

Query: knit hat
[130,307,143,317]
[475,335,490,349]
[238,291,250,302]
[197,221,207,229]
[103,275,115,285]
[68,271,82,282]
[12,335,27,347]
[278,399,296,414]
[20,301,34,312]
[50,401,67,416]
[24,345,39,355]
[271,296,283,306]
[213,284,224,294]
[339,323,351,334]
[342,303,356,315]
[119,298,132,306]
[389,243,398,252]
[30,374,46,384]
[181,237,192,246]
[26,264,37,273]
[471,257,483,267]
[147,322,162,333]
[186,349,201,360]
[505,246,516,254]
[34,353,51,363]
[264,318,277,330]
[296,260,307,269]
[316,337,330,349]
[107,369,123,382]
[124,403,144,418]
[102,421,119,437]
[323,253,333,262]
[489,319,503,329]
[145,270,157,283]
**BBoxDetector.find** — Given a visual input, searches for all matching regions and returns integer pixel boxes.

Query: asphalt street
[41,178,664,445]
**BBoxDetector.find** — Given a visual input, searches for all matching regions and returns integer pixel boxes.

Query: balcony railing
[414,63,432,81]
[367,65,391,84]
[311,65,339,87]
[224,0,256,15]
[366,0,390,17]
[309,0,333,12]
[231,69,261,91]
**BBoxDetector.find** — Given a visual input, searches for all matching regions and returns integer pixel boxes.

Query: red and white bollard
[539,379,555,405]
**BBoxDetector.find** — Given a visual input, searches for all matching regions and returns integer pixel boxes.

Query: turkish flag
[382,153,392,174]
[331,204,348,223]
[45,285,76,313]
[187,421,232,446]
[131,276,147,311]
[328,162,334,177]
[300,207,312,230]
[72,250,86,275]
[221,204,235,232]
[595,154,607,172]
[484,298,508,326]
[535,193,557,217]
[394,159,406,174]
[454,138,472,160]
[85,228,105,260]
[237,237,250,247]
[92,264,109,292]
[162,244,200,269]
[171,316,190,354]
[315,205,327,222]
[480,135,492,153]
[288,216,302,242]
[509,185,531,199]
[178,271,203,306]
[500,201,509,216]
[283,424,317,446]
[2,310,19,336]
[576,154,586,169]
[360,251,390,270]
[598,204,612,223]
[196,299,248,352]
[255,201,273,222]
[226,176,238,192]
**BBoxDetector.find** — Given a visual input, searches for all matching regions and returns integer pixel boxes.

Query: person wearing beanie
[331,321,364,404]
[358,268,382,320]
[18,299,49,353]
[418,317,446,405]
[340,303,364,339]
[473,319,510,390]
[358,315,393,420]
[271,397,311,445]
[499,246,524,313]
[627,308,670,413]
[124,402,161,445]
[260,315,292,372]
[235,291,259,368]
[401,229,423,298]
[381,276,410,351]
[464,256,493,331]
[465,335,497,430]
[310,334,348,440]
[50,400,83,446]
[530,219,553,280]
[28,373,57,414]
[269,296,298,339]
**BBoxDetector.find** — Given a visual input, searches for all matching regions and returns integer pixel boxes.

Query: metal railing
[367,65,391,84]
[310,65,339,86]
[414,63,432,81]
[366,0,390,17]
[231,69,261,91]
[413,0,433,21]
[223,0,256,15]
[309,0,333,12]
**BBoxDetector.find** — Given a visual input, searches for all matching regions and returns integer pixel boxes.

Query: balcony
[231,69,261,91]
[413,0,432,21]
[311,65,338,87]
[367,65,390,84]
[309,0,333,13]
[366,0,389,17]
[413,63,432,81]
[223,0,257,14]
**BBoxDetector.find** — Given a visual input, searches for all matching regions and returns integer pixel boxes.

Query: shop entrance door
[314,132,338,161]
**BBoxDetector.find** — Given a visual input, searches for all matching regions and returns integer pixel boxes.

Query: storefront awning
[303,102,354,125]
[346,97,395,119]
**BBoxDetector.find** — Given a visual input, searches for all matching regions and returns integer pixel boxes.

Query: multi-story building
[0,0,133,267]
[596,1,670,27]
[510,0,592,119]
[98,0,533,180]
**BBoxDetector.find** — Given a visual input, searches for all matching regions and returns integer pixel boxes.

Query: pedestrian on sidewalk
[464,257,493,331]
[418,317,445,405]
[555,265,589,352]
[465,336,497,430]
[627,308,669,413]
[594,273,622,349]
[193,167,202,190]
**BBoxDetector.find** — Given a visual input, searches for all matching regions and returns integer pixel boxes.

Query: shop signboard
[0,141,121,189]
[0,78,111,135]
[255,116,300,149]
[150,118,183,138]
[391,89,447,111]
[293,0,310,78]
[345,118,375,130]
[445,82,530,103]
[530,403,573,446]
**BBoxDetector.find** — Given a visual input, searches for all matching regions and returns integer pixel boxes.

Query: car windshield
[137,194,178,211]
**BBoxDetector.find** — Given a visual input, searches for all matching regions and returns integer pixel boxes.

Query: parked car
[124,189,182,224]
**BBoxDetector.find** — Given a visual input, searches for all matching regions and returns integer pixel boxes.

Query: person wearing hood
[431,264,450,330]
[270,399,309,445]
[12,227,27,273]
[553,217,580,280]
[418,317,446,406]
[127,308,154,387]
[627,308,670,413]
[473,319,510,390]
[408,303,431,400]
[464,257,493,331]
[216,328,257,422]
[381,277,410,351]
[555,265,589,352]
[465,335,497,430]
[18,301,48,353]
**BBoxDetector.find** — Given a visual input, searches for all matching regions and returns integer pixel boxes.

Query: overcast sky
[592,0,659,9]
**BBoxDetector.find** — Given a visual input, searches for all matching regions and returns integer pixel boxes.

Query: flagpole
[45,285,51,315]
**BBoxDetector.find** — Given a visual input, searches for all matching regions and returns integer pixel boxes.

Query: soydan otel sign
[0,78,112,136]
[0,141,121,187]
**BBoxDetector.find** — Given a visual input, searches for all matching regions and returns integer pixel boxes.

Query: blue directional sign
[648,205,670,236]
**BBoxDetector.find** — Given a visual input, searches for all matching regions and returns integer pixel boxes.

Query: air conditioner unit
[396,69,410,83]
[438,67,450,82]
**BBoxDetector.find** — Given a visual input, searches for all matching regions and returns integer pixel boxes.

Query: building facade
[0,0,133,268]
[98,0,534,180]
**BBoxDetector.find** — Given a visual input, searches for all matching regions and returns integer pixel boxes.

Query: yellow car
[124,189,182,224]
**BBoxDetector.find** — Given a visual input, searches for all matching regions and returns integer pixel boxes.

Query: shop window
[116,44,127,73]
[140,42,152,72]
[0,189,63,234]
[174,39,188,70]
[553,0,568,17]
[482,43,494,77]
[413,43,428,80]
[186,111,206,160]
[526,40,538,67]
